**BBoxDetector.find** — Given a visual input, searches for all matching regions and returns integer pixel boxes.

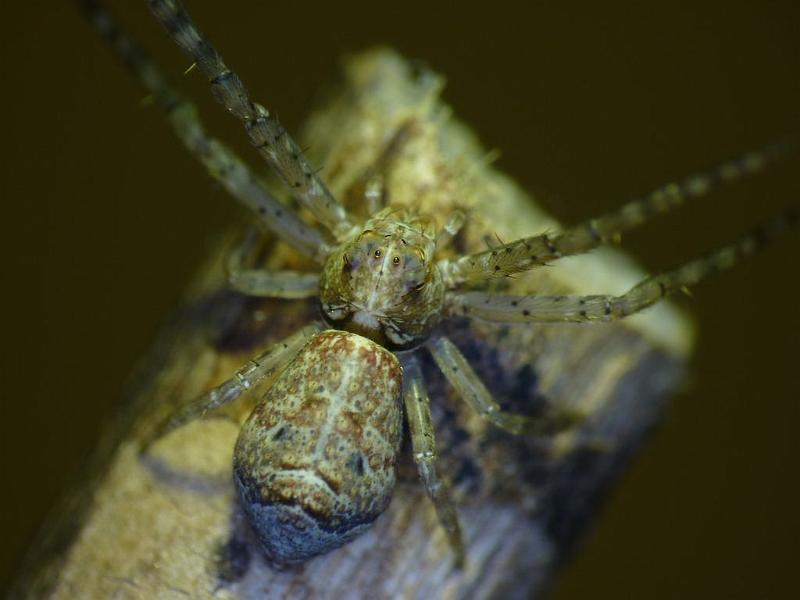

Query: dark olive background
[2,1,799,597]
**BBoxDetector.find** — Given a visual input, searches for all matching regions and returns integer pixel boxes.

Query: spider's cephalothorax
[319,209,445,349]
[84,0,797,572]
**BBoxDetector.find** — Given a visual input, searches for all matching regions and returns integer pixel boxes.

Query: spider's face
[319,210,444,350]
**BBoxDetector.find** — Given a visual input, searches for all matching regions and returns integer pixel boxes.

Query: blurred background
[1,0,798,597]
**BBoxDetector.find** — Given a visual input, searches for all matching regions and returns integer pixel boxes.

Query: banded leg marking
[427,335,556,435]
[440,142,794,286]
[403,356,465,568]
[80,0,327,261]
[147,0,355,240]
[141,322,324,450]
[448,210,799,323]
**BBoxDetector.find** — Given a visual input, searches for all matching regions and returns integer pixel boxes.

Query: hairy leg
[402,356,465,568]
[436,209,467,251]
[447,210,798,322]
[79,0,328,262]
[141,323,323,450]
[147,0,356,240]
[226,229,320,298]
[427,335,577,435]
[439,142,794,286]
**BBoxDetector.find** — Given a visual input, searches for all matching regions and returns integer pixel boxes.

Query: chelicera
[82,0,797,568]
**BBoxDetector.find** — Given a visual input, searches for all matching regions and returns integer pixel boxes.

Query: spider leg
[447,210,798,323]
[226,228,319,299]
[402,355,465,568]
[79,0,329,263]
[427,335,579,436]
[364,173,388,216]
[147,0,356,241]
[141,322,324,451]
[436,210,467,251]
[439,142,794,286]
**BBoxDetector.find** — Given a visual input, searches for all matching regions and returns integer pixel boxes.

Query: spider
[81,0,796,569]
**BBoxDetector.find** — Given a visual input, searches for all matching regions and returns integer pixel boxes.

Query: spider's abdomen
[233,330,403,563]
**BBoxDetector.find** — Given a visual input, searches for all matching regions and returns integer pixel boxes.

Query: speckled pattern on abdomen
[233,330,403,563]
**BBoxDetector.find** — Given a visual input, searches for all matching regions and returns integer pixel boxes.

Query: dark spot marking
[347,452,366,476]
[272,426,288,441]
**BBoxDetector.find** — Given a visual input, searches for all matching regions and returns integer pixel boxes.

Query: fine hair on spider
[80,0,797,569]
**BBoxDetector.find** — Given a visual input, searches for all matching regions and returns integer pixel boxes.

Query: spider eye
[413,281,426,291]
[374,249,382,258]
[392,256,400,265]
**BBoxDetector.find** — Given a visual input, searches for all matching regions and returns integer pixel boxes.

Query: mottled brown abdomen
[233,330,403,563]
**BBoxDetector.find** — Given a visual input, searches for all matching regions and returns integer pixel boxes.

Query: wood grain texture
[11,49,692,600]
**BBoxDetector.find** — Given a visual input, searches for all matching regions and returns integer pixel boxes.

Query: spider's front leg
[80,0,328,263]
[448,210,798,323]
[402,356,465,568]
[140,322,323,451]
[147,0,357,241]
[439,142,792,286]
